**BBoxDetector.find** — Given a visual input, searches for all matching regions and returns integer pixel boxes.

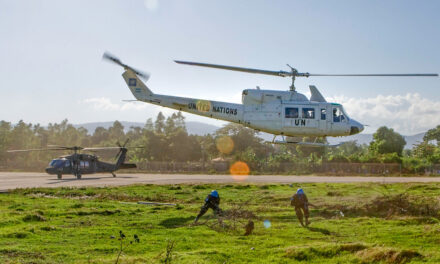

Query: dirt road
[1,172,440,191]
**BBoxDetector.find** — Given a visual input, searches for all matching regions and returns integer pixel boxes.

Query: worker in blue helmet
[290,188,310,227]
[194,190,223,223]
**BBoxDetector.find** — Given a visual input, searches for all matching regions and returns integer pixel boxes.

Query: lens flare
[263,220,271,228]
[216,135,234,154]
[229,161,250,181]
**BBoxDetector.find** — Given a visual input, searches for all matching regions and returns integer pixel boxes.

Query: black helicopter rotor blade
[7,148,67,153]
[122,138,130,147]
[82,147,122,151]
[103,52,150,81]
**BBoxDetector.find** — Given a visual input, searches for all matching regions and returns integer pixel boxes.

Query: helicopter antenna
[174,60,438,92]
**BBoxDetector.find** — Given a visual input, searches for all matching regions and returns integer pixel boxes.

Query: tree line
[1,112,439,172]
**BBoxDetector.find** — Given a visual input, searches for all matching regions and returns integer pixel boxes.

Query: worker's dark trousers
[197,202,222,219]
[295,204,309,226]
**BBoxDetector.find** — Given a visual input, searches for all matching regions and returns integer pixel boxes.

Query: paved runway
[1,172,440,191]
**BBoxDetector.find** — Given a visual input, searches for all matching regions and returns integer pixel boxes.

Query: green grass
[1,182,439,263]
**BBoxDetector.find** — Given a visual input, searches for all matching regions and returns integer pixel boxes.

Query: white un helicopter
[103,53,438,147]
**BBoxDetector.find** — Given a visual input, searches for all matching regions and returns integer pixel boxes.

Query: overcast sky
[0,0,439,135]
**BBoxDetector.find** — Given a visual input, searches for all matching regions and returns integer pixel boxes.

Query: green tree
[424,125,440,146]
[155,112,165,134]
[108,121,125,142]
[0,121,12,166]
[369,126,406,156]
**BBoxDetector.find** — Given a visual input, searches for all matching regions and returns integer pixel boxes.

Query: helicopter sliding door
[318,104,330,133]
[282,105,320,136]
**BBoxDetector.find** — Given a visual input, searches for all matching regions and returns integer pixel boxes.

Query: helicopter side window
[64,160,70,167]
[333,107,345,122]
[80,161,89,168]
[285,107,298,118]
[302,108,315,119]
[321,109,326,120]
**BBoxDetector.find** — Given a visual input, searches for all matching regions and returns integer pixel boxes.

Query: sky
[0,0,439,135]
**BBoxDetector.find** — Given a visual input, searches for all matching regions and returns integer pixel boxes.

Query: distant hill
[74,121,425,149]
[74,121,219,136]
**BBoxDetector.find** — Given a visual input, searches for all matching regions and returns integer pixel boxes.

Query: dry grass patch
[356,247,422,264]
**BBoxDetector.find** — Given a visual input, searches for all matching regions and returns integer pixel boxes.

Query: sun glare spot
[263,220,271,228]
[229,161,250,181]
[216,135,234,154]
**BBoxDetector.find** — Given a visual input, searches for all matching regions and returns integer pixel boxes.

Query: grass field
[1,182,440,263]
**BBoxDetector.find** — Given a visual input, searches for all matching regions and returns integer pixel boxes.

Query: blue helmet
[210,190,219,198]
[297,188,305,195]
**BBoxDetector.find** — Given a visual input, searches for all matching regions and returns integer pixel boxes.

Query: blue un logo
[128,78,137,86]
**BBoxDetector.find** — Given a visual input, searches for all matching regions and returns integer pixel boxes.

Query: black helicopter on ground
[8,140,137,179]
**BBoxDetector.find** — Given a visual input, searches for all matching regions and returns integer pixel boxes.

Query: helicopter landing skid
[266,135,341,147]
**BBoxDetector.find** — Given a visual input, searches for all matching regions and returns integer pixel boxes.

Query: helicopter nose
[349,120,364,135]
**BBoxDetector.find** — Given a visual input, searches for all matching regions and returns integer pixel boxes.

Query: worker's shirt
[291,193,308,208]
[205,195,220,206]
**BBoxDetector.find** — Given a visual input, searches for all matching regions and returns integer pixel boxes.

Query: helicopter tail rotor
[103,52,150,82]
[103,52,154,100]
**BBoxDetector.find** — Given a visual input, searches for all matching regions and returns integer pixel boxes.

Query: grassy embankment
[1,182,440,263]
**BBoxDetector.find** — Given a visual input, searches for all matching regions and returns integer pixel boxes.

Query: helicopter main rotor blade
[175,60,293,77]
[308,73,439,77]
[82,146,145,151]
[7,148,68,153]
[174,60,438,79]
[82,147,122,151]
[103,52,150,81]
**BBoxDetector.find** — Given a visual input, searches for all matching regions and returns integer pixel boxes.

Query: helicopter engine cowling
[242,89,308,105]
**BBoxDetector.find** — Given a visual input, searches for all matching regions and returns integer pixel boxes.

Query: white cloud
[82,97,175,115]
[82,97,121,111]
[144,0,159,11]
[329,93,440,135]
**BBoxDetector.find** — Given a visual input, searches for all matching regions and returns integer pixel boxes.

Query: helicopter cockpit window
[302,108,315,119]
[333,107,346,123]
[49,159,64,168]
[285,107,299,118]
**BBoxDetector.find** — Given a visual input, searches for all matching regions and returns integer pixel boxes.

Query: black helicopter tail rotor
[113,139,130,160]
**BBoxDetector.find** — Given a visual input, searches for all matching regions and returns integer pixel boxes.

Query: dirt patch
[319,194,440,219]
[285,244,421,263]
[0,249,44,259]
[356,248,421,264]
[326,191,343,197]
[23,213,46,222]
[76,209,121,216]
[285,243,368,261]
[222,208,257,220]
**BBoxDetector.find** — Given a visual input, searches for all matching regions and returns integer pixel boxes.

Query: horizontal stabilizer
[119,163,137,169]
